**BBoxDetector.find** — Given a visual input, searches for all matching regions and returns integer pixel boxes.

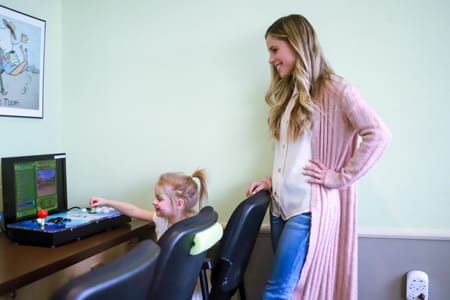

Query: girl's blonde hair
[265,14,334,140]
[155,169,207,213]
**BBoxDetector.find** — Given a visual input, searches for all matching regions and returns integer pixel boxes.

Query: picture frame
[0,5,45,118]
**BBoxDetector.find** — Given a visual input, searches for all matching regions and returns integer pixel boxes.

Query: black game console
[5,207,131,247]
[1,153,131,247]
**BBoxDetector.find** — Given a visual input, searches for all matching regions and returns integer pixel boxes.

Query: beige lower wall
[243,229,273,300]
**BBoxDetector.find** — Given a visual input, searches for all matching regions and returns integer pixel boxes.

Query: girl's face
[266,34,297,78]
[152,187,177,218]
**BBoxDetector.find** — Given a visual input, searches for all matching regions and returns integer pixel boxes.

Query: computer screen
[1,153,68,225]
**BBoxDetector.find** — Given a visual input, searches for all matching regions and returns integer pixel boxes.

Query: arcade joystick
[89,200,98,214]
[88,202,98,214]
[38,209,48,226]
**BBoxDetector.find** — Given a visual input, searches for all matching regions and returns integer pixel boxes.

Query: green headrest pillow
[190,222,223,255]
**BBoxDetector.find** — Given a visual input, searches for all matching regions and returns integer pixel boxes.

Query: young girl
[90,169,208,299]
[247,15,391,300]
[90,169,207,241]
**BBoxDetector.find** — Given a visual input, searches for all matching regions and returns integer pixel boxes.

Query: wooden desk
[0,219,154,297]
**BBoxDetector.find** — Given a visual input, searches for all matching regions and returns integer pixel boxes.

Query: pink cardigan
[293,75,391,299]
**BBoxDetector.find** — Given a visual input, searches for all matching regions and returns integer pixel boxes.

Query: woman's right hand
[246,177,272,198]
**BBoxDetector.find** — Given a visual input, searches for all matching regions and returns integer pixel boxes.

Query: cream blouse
[271,91,312,220]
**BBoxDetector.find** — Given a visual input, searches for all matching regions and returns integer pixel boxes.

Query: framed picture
[0,5,45,118]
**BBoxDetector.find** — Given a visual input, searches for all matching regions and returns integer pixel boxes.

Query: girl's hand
[303,159,327,185]
[89,196,107,207]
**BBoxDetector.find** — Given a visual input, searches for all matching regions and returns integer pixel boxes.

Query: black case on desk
[5,214,132,247]
[1,153,131,247]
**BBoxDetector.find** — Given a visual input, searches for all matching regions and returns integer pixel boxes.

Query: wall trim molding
[261,224,450,240]
[358,228,450,240]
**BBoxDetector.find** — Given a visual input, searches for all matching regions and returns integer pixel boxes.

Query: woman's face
[266,34,297,78]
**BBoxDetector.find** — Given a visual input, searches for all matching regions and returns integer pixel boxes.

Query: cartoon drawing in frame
[0,5,45,118]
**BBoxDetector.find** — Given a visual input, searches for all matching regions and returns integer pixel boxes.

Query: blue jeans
[263,212,311,300]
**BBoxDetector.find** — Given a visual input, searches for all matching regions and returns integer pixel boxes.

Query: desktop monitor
[1,153,68,226]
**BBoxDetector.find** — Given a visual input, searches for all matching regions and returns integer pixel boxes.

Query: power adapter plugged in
[406,270,429,300]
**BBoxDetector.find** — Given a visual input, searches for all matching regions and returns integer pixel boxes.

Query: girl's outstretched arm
[90,197,154,222]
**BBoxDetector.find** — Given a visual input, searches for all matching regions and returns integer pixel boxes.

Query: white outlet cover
[406,270,429,300]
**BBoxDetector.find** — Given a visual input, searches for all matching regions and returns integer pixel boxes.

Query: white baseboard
[260,223,450,240]
[358,228,450,240]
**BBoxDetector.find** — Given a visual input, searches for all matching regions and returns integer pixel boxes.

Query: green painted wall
[1,0,449,234]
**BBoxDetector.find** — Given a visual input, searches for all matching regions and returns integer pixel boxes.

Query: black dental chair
[200,190,271,300]
[52,206,222,300]
[147,205,223,300]
[50,239,160,300]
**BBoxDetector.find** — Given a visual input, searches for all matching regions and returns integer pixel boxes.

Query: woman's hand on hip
[303,159,327,185]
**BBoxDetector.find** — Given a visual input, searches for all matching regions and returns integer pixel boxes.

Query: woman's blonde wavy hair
[265,14,334,140]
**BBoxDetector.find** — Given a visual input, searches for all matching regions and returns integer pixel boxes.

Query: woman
[247,14,391,300]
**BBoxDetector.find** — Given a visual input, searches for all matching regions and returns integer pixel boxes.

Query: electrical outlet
[406,270,429,300]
